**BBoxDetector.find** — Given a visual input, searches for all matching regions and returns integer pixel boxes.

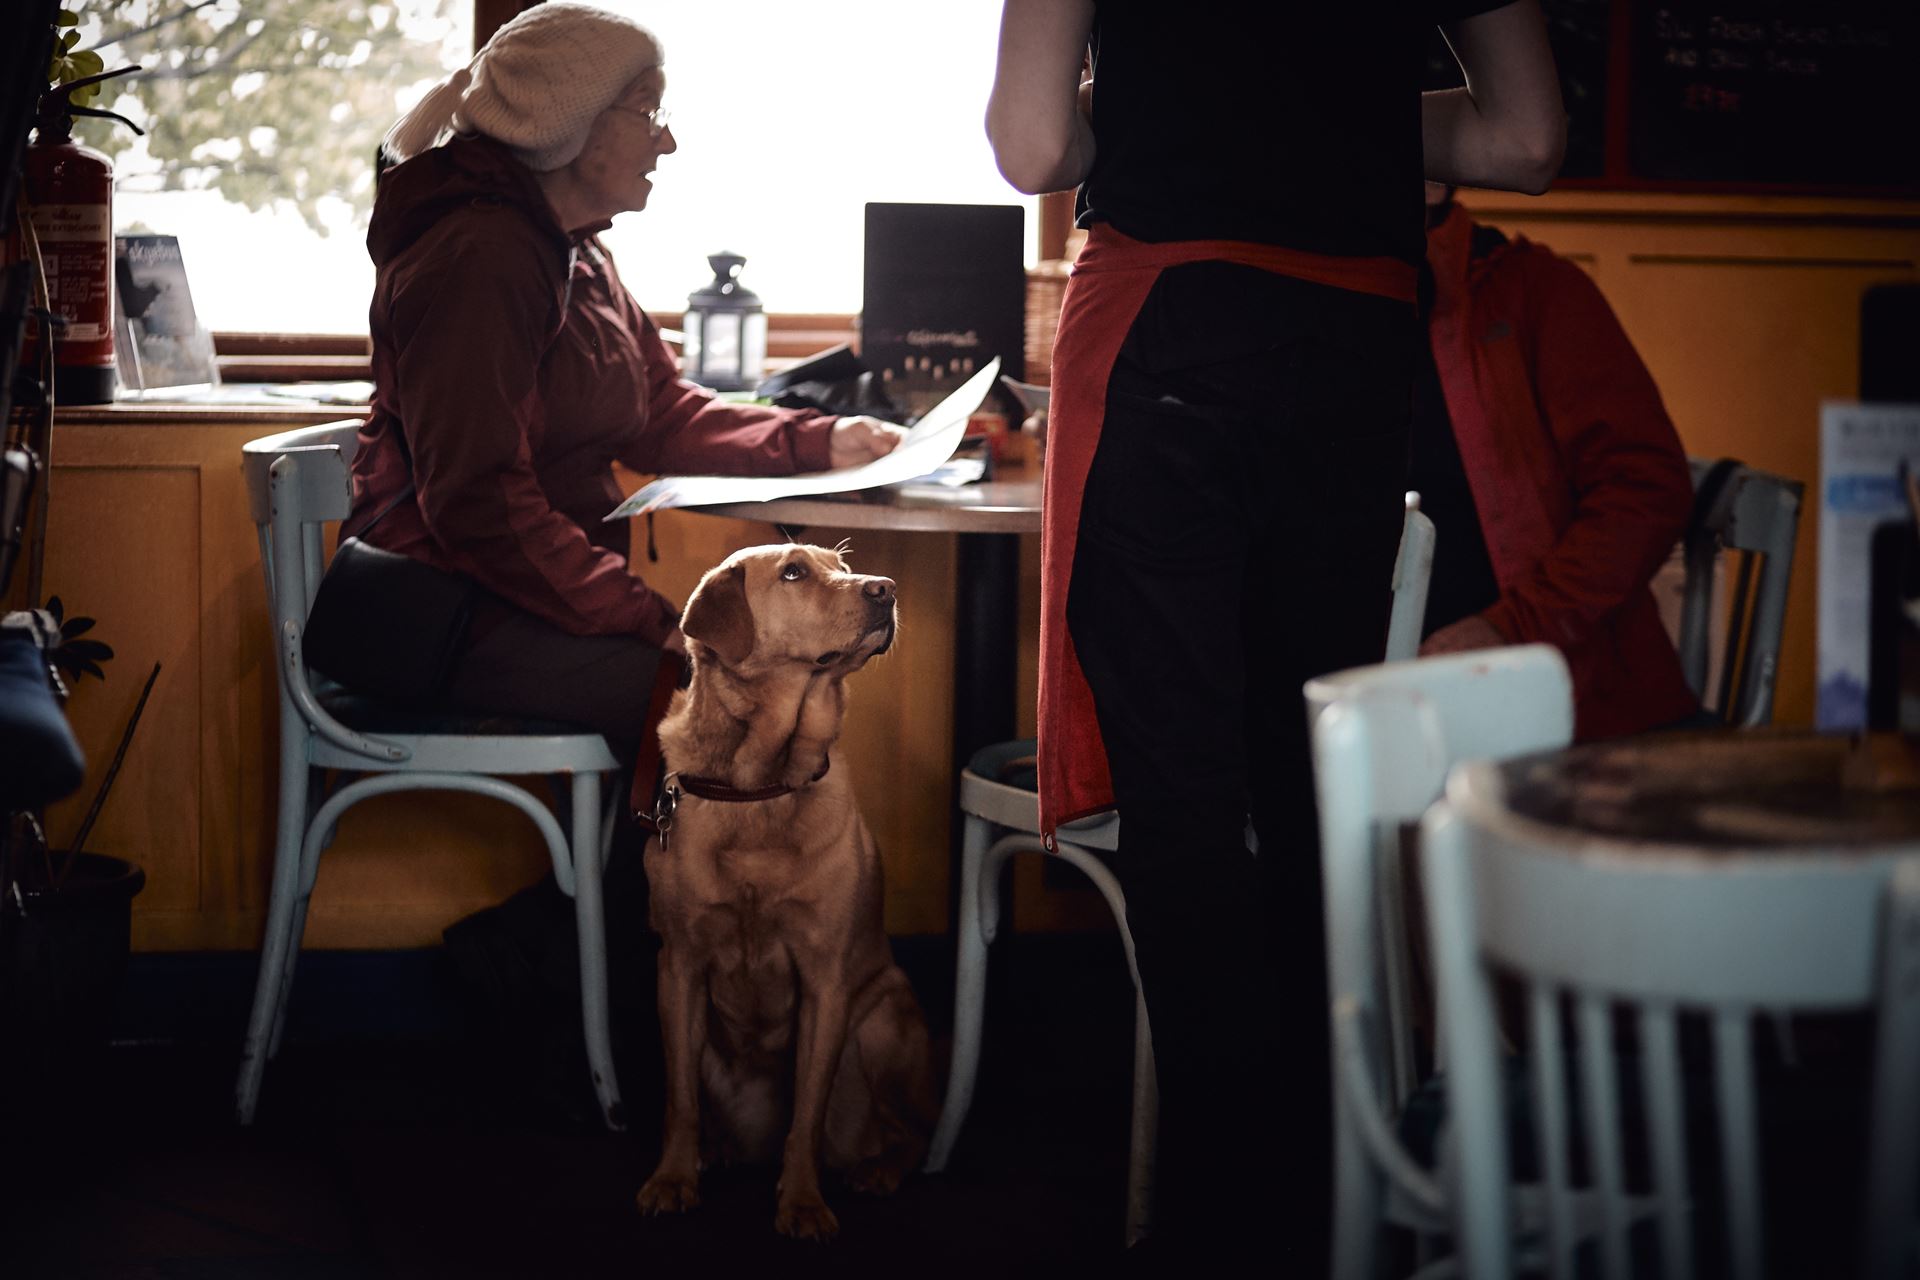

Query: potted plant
[0,598,156,1096]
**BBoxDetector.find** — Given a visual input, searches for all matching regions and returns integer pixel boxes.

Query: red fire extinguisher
[7,65,141,406]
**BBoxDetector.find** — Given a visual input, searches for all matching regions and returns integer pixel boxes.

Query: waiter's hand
[1419,614,1505,657]
[829,415,906,469]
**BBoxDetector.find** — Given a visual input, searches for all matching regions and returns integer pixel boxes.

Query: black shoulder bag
[301,437,482,705]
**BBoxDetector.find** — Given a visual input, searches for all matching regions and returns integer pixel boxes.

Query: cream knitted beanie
[384,2,663,172]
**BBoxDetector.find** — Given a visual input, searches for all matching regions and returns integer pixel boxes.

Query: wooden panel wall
[1460,191,1920,728]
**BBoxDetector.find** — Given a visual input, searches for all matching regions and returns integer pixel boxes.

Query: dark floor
[1,919,1143,1279]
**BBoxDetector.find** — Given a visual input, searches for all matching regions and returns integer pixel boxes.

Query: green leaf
[45,596,64,624]
[57,10,79,27]
[61,29,80,52]
[60,616,94,639]
[72,49,105,76]
[65,640,114,663]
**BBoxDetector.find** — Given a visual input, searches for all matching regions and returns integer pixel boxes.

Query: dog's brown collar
[634,760,832,844]
[674,761,832,805]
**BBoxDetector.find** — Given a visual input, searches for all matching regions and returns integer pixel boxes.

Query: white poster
[1818,400,1920,730]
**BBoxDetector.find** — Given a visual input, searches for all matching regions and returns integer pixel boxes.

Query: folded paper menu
[606,357,1000,521]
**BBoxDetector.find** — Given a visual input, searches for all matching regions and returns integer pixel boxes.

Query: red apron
[1036,223,1418,839]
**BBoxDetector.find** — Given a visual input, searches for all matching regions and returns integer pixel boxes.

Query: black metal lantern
[683,250,766,392]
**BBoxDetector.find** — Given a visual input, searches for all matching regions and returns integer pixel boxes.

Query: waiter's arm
[1425,0,1567,194]
[986,0,1096,194]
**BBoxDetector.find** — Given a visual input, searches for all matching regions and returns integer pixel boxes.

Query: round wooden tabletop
[686,477,1043,535]
[1466,730,1920,853]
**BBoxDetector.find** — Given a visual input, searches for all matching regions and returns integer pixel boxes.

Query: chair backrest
[1679,459,1805,727]
[1305,645,1573,1109]
[1386,491,1437,663]
[1425,775,1920,1280]
[242,421,410,763]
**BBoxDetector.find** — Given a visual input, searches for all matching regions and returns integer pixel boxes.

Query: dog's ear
[681,561,755,667]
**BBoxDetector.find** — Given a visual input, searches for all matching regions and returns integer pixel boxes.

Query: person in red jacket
[336,2,902,745]
[1415,185,1699,738]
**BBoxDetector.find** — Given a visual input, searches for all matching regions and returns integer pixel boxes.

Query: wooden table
[1461,730,1920,855]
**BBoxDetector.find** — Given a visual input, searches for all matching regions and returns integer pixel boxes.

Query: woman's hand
[829,415,907,469]
[1418,614,1505,658]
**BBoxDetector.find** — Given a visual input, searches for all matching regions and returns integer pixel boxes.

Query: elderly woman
[323,2,900,745]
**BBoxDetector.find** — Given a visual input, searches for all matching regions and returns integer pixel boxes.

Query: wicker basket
[1023,259,1072,386]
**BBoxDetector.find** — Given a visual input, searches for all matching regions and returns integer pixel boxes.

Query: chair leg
[925,813,1001,1173]
[1047,840,1159,1246]
[236,759,313,1124]
[569,770,626,1132]
[1332,1098,1383,1280]
[267,775,333,1061]
[1125,985,1158,1247]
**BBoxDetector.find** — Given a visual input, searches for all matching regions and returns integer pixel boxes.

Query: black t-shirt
[1078,0,1514,268]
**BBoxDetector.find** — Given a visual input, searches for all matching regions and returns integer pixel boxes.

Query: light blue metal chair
[1425,759,1920,1280]
[1680,459,1805,727]
[1305,644,1574,1280]
[925,492,1437,1246]
[236,421,626,1129]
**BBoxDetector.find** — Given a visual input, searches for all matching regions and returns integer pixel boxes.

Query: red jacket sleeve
[388,226,678,643]
[616,313,837,476]
[1479,254,1695,648]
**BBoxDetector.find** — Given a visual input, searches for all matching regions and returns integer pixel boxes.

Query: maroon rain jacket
[1427,204,1699,740]
[344,135,834,646]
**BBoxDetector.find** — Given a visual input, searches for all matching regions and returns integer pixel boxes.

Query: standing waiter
[988,1,1565,1262]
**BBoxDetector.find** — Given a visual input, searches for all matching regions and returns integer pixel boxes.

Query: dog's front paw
[847,1158,906,1197]
[636,1170,702,1216]
[774,1191,839,1242]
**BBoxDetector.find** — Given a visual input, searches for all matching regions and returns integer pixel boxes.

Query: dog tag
[653,780,680,851]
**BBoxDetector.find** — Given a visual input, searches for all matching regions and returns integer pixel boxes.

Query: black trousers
[444,600,667,761]
[1065,263,1415,1257]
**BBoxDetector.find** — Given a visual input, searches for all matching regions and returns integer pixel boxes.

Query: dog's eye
[814,651,843,666]
[780,562,808,582]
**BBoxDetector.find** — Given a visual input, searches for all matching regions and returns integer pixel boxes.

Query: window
[594,0,1027,315]
[73,0,470,335]
[71,0,1028,335]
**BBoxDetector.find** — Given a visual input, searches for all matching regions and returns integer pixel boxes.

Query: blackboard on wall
[1629,1,1918,185]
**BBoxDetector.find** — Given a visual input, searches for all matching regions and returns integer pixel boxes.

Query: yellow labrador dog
[636,544,935,1241]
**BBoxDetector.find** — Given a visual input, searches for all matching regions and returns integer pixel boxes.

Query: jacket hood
[367,134,571,266]
[1425,201,1525,311]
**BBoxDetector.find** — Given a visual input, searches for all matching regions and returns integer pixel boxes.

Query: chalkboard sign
[1629,1,1918,186]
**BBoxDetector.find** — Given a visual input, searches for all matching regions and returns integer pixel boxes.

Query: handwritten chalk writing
[1764,48,1820,74]
[1683,83,1743,112]
[1707,46,1752,70]
[1708,16,1766,42]
[1654,9,1695,40]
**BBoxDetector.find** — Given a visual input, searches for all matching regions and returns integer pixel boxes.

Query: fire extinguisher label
[28,203,110,243]
[28,204,112,342]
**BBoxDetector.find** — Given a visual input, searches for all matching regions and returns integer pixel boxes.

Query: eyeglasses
[618,104,670,139]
